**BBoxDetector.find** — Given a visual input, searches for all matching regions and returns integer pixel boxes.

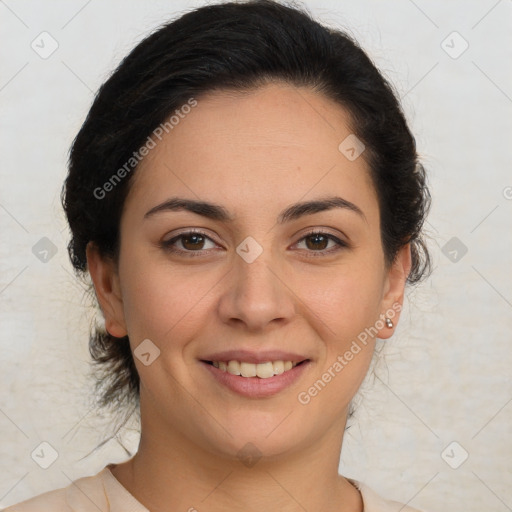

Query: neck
[110,401,363,512]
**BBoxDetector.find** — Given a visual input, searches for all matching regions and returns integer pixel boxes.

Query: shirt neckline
[101,464,149,512]
[101,465,370,512]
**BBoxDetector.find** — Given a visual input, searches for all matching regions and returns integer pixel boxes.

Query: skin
[87,82,411,512]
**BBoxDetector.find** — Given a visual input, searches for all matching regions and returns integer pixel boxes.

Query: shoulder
[3,469,110,512]
[349,479,429,512]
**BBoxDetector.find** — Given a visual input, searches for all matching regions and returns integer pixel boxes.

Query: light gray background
[1,1,511,510]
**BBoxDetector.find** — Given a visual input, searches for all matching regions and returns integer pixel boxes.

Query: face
[87,82,410,460]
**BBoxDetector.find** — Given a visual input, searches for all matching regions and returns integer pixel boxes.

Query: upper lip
[200,350,310,364]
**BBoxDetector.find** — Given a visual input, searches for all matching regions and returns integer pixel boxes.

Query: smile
[201,359,311,398]
[206,360,303,379]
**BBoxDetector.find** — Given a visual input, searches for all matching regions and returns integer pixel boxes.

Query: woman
[6,1,433,510]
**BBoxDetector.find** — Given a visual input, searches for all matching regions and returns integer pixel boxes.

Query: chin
[194,411,312,462]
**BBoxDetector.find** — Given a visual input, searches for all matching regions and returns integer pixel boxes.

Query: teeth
[227,360,241,375]
[272,361,285,375]
[256,361,274,379]
[213,360,300,379]
[240,361,257,377]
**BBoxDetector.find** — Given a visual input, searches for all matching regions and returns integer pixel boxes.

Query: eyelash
[159,229,348,258]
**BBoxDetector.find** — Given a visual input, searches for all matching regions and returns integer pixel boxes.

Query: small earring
[385,317,393,328]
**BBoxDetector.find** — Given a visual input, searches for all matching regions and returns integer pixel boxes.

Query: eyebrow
[144,196,366,223]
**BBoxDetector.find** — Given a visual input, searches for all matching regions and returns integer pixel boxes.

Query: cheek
[294,271,381,415]
[118,248,217,345]
[297,262,385,347]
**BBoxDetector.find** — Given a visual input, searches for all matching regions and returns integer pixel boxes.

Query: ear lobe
[86,241,127,338]
[377,244,412,340]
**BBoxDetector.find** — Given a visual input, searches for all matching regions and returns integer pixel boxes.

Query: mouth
[200,357,312,398]
[201,359,310,379]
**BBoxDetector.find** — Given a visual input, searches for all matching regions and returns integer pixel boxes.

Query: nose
[217,253,296,332]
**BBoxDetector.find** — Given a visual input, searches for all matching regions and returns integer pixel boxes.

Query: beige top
[4,466,426,512]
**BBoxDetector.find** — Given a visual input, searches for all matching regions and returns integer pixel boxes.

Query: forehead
[124,82,378,220]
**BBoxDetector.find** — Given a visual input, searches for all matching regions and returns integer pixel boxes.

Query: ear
[376,243,412,340]
[86,241,127,338]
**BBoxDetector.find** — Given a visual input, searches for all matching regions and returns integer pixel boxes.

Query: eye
[294,230,348,255]
[159,229,348,257]
[160,230,219,255]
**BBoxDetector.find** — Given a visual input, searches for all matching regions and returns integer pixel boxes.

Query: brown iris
[304,233,329,250]
[181,233,206,250]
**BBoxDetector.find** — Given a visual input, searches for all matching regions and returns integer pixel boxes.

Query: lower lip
[201,361,311,398]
